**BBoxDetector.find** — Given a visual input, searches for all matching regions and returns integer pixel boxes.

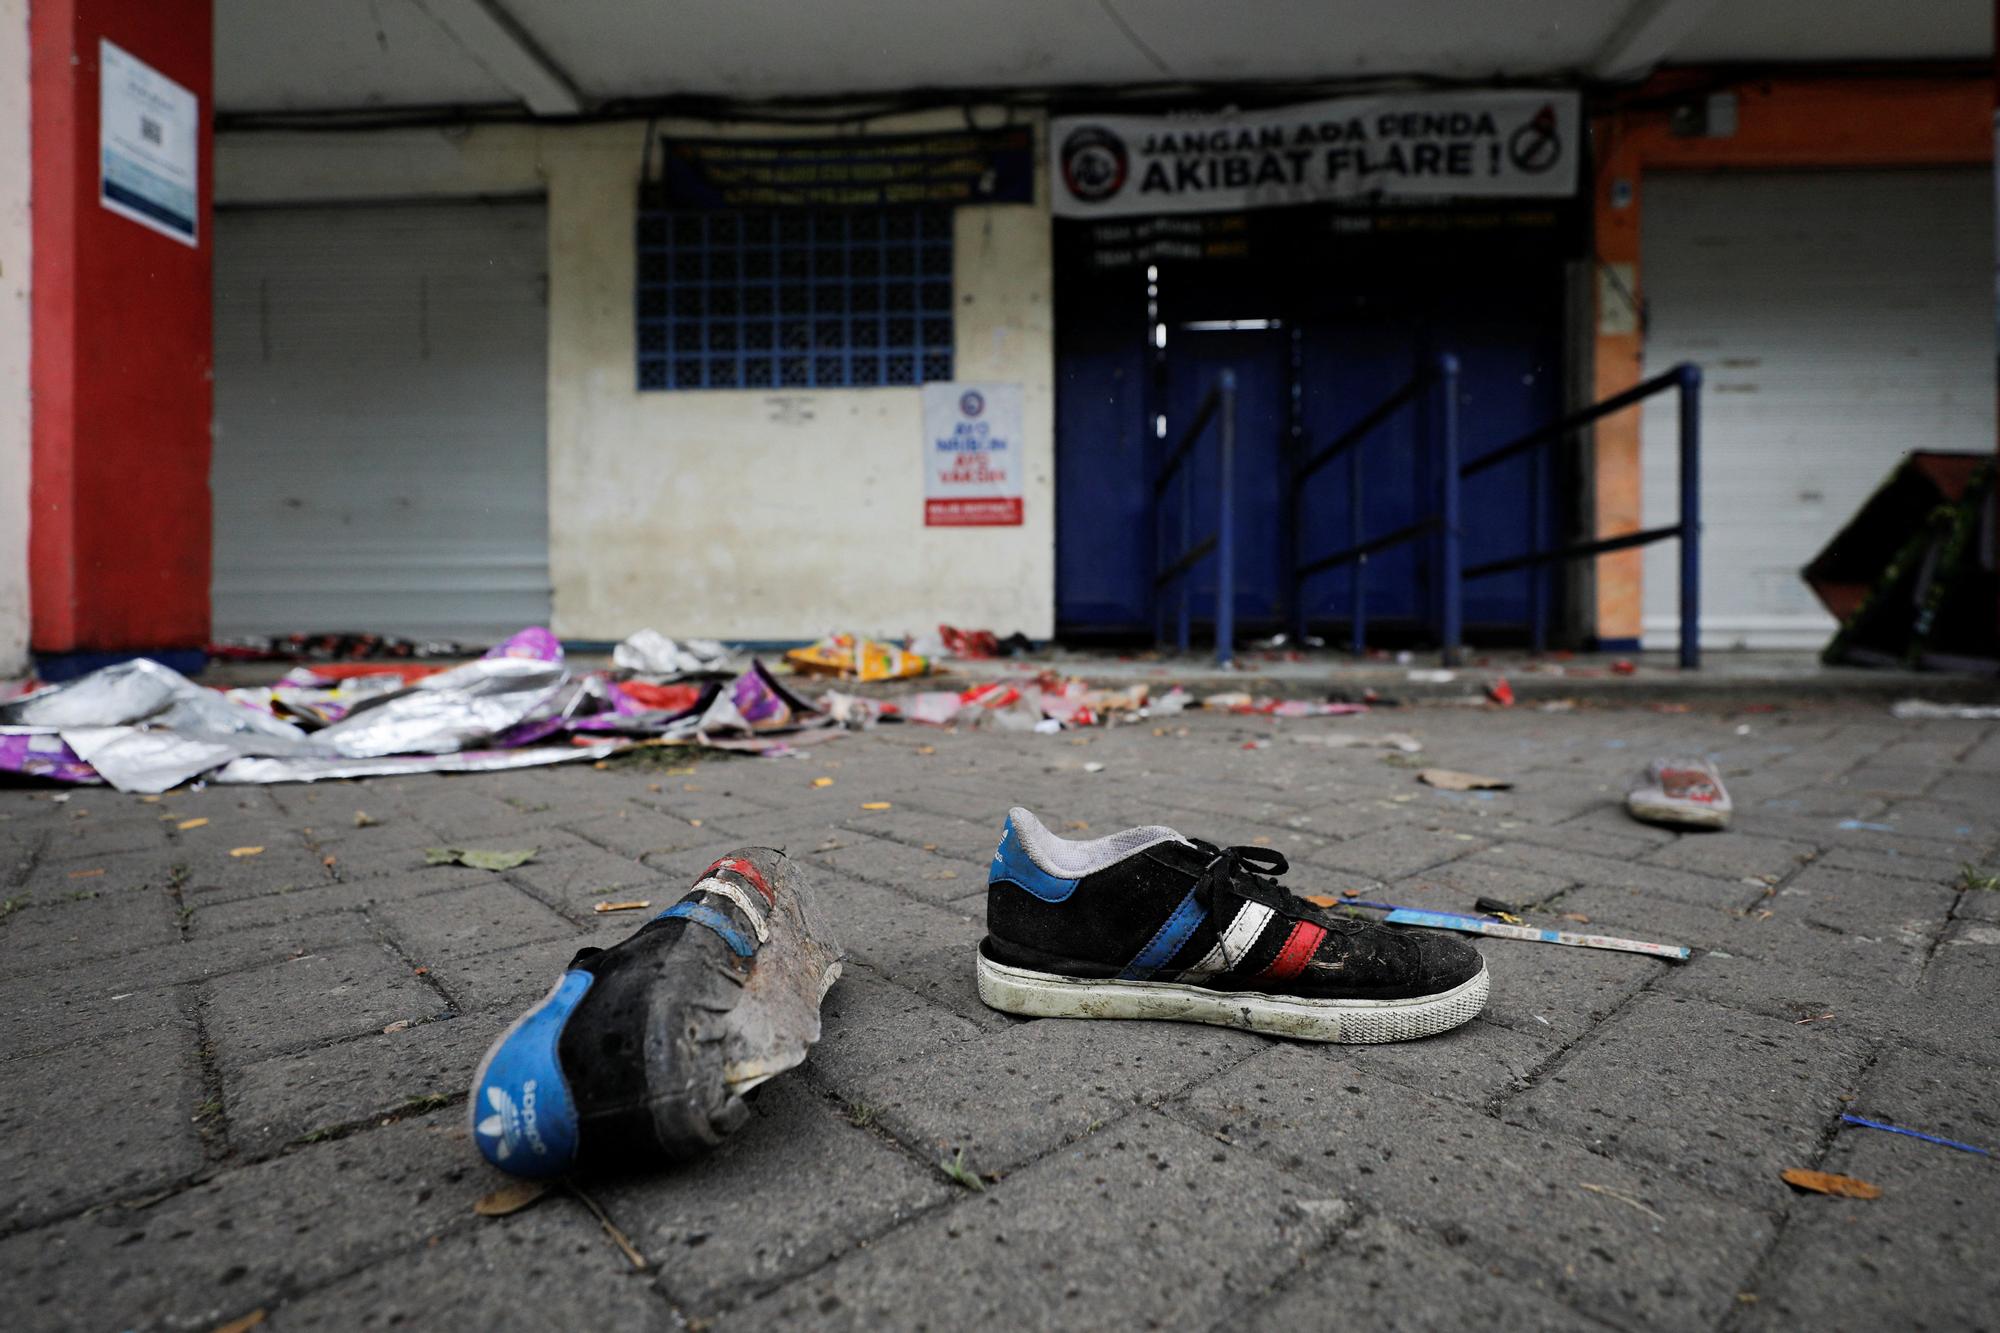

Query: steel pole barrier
[1677,364,1703,670]
[1216,370,1237,668]
[1348,447,1366,656]
[1437,354,1463,667]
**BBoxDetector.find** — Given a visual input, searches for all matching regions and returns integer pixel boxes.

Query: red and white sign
[923,382,1023,526]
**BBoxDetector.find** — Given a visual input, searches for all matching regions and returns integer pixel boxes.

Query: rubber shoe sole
[976,951,1489,1044]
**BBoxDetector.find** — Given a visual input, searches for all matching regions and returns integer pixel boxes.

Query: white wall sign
[923,383,1023,527]
[1051,90,1580,220]
[99,39,199,247]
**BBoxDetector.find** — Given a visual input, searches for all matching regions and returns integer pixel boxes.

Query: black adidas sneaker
[977,808,1488,1043]
[470,850,843,1178]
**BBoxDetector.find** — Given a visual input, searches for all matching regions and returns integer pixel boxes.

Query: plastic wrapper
[612,630,731,678]
[785,633,930,681]
[0,729,100,783]
[213,741,628,785]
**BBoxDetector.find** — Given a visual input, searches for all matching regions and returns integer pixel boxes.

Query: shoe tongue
[1150,839,1218,875]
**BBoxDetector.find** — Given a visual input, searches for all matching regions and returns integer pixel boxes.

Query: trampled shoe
[470,849,842,1178]
[977,808,1488,1043]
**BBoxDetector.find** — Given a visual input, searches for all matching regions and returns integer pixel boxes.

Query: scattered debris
[1837,819,1895,833]
[1794,1013,1835,1025]
[1083,762,1106,773]
[1417,768,1512,792]
[1406,669,1456,684]
[473,1180,550,1217]
[1291,732,1423,753]
[1485,678,1515,707]
[353,810,377,828]
[812,777,835,788]
[1840,1114,1993,1157]
[177,818,209,831]
[1346,900,1692,960]
[611,629,730,678]
[1577,1182,1665,1222]
[1781,1168,1881,1200]
[208,1309,268,1333]
[861,802,893,811]
[567,1183,649,1270]
[426,847,538,871]
[593,900,653,914]
[1626,758,1732,831]
[1890,699,2000,720]
[1611,659,1637,675]
[229,846,264,858]
[786,633,931,681]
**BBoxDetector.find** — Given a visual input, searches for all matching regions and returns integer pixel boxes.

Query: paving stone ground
[3,698,1998,1331]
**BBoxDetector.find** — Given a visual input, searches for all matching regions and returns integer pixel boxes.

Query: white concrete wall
[0,0,31,676]
[216,109,1055,642]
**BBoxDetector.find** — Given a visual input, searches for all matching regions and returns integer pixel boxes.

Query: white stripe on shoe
[1181,901,1274,976]
[691,876,770,942]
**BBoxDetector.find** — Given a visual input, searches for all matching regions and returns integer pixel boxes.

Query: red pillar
[29,0,211,656]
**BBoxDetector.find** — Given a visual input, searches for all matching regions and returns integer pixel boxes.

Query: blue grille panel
[636,207,955,390]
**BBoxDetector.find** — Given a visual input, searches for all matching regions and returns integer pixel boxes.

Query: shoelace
[1189,841,1368,934]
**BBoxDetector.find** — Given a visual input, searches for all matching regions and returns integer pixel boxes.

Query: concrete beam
[1593,0,1723,82]
[412,0,582,116]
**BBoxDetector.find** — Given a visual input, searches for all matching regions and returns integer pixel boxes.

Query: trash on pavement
[1780,1168,1881,1200]
[937,624,1001,658]
[0,730,98,783]
[1840,1114,1994,1157]
[785,633,931,681]
[1341,899,1692,960]
[1625,757,1732,830]
[1812,453,1997,670]
[426,847,539,871]
[1406,669,1455,684]
[593,900,652,914]
[470,848,843,1177]
[1417,768,1512,791]
[1890,699,2000,720]
[1291,731,1423,753]
[1485,678,1515,707]
[611,629,731,678]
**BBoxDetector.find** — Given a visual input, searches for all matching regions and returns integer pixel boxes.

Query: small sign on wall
[99,39,199,247]
[923,383,1023,526]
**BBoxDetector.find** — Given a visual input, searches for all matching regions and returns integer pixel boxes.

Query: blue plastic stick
[1841,1114,1993,1157]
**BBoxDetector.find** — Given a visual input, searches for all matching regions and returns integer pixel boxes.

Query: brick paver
[2,699,1996,1329]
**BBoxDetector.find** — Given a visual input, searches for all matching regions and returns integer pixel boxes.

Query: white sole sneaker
[975,951,1489,1044]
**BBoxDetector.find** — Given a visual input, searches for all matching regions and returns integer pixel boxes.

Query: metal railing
[1460,362,1703,669]
[1153,370,1237,666]
[1290,353,1464,664]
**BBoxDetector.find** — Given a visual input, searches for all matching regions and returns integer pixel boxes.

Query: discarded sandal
[977,808,1488,1043]
[1626,757,1732,830]
[470,849,843,1178]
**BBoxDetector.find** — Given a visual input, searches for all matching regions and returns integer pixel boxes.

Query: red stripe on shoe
[1255,921,1326,983]
[704,856,775,905]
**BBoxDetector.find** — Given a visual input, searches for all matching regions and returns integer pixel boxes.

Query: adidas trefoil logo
[475,1080,545,1161]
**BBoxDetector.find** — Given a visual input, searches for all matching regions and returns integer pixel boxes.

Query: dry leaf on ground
[425,847,538,871]
[1781,1168,1881,1199]
[474,1180,550,1217]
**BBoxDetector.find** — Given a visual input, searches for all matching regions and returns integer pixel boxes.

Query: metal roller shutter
[212,199,551,641]
[1639,169,1994,649]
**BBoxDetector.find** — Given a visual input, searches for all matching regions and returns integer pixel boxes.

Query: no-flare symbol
[1508,105,1562,174]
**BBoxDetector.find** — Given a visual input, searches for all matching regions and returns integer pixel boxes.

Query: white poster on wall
[99,39,199,247]
[923,383,1023,527]
[1051,89,1579,220]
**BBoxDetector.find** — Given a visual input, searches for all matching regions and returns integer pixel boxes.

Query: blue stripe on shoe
[988,815,1082,903]
[656,900,758,957]
[470,968,592,1179]
[1119,889,1207,980]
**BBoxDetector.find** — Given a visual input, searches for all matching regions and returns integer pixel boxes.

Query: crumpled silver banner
[212,740,628,785]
